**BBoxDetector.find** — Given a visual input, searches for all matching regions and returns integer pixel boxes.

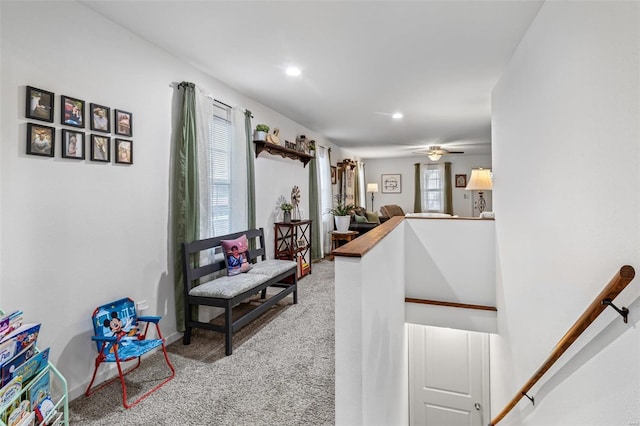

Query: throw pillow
[354,214,367,223]
[366,211,381,224]
[221,234,252,276]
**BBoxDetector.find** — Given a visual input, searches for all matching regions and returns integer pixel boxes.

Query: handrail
[490,265,635,425]
[405,297,497,312]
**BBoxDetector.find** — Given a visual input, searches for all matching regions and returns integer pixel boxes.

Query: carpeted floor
[69,260,335,425]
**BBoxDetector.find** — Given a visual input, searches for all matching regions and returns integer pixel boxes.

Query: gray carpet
[69,260,335,425]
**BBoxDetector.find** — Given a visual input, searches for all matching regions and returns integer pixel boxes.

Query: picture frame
[381,174,402,193]
[115,139,133,164]
[61,95,85,128]
[26,123,55,157]
[61,129,85,160]
[331,166,337,184]
[90,135,110,162]
[90,103,111,133]
[25,86,54,123]
[114,109,132,137]
[455,174,467,188]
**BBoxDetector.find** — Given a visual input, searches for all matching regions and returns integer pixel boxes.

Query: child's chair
[85,297,175,408]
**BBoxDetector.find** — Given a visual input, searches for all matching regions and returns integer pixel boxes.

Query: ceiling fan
[414,145,465,161]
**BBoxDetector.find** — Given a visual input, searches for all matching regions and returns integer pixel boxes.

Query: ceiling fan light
[428,153,442,161]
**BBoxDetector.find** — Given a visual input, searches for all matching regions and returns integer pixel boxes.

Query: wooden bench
[181,228,298,355]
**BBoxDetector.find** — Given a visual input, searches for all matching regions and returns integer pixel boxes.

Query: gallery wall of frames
[25,86,134,164]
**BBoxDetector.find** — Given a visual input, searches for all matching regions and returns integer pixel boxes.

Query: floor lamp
[465,168,492,216]
[367,183,379,212]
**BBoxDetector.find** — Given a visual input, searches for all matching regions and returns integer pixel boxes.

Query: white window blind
[422,164,444,213]
[208,106,232,236]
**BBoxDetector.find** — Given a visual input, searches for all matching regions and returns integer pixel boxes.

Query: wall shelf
[254,141,313,167]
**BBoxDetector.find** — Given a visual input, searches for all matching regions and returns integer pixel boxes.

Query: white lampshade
[367,183,379,193]
[428,153,442,161]
[465,168,493,191]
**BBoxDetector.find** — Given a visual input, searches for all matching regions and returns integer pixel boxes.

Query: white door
[409,324,489,426]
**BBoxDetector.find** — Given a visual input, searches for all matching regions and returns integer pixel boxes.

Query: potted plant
[254,124,269,142]
[329,194,355,232]
[308,140,316,157]
[280,201,294,222]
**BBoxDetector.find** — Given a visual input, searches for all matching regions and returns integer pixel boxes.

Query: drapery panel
[318,147,333,255]
[309,156,321,261]
[172,82,199,332]
[414,163,421,213]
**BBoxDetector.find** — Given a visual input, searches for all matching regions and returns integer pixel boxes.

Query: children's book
[1,343,36,387]
[9,348,49,386]
[15,411,34,426]
[0,375,22,410]
[0,324,40,367]
[35,397,54,424]
[6,399,29,426]
[27,371,49,409]
[0,311,23,340]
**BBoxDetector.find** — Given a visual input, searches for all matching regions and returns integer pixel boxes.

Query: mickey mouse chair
[85,297,175,408]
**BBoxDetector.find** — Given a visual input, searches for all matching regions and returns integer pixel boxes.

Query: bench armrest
[138,316,161,324]
[92,336,117,343]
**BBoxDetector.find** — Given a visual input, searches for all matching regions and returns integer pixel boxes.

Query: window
[422,164,444,213]
[208,104,232,236]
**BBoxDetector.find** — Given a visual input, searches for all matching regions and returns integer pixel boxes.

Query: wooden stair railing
[490,265,635,425]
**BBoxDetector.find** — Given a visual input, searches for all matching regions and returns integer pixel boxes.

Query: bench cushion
[188,273,270,299]
[247,259,296,277]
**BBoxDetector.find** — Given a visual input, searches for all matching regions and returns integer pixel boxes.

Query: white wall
[364,155,491,216]
[491,2,640,425]
[335,224,407,425]
[0,1,353,399]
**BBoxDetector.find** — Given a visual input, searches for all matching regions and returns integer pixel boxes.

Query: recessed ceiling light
[392,112,403,119]
[286,67,302,77]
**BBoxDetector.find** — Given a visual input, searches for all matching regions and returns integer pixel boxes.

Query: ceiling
[83,1,543,159]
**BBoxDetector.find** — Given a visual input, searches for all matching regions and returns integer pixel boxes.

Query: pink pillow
[221,235,252,276]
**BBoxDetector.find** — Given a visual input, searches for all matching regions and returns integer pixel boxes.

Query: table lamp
[465,168,492,215]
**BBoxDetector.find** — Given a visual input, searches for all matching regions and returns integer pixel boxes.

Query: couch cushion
[366,211,381,224]
[353,214,367,223]
[189,273,269,299]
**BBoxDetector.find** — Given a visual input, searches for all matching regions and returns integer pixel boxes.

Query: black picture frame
[61,95,85,128]
[26,123,55,157]
[90,103,111,133]
[114,109,132,137]
[61,129,85,160]
[455,174,467,188]
[90,135,111,162]
[25,86,54,123]
[115,139,133,164]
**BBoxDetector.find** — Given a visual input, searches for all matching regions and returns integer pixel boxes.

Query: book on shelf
[0,324,40,367]
[5,398,29,426]
[0,311,23,341]
[0,376,22,409]
[27,371,50,409]
[1,344,36,387]
[7,348,49,388]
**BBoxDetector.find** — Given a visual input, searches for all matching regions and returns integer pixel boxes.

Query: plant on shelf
[277,195,294,222]
[308,140,316,157]
[254,124,270,142]
[280,202,293,212]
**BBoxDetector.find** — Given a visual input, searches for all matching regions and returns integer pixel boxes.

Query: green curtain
[353,162,361,207]
[444,162,453,215]
[172,82,199,332]
[245,110,256,245]
[309,156,321,261]
[414,163,421,213]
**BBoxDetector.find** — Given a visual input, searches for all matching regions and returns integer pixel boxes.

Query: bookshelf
[0,309,68,426]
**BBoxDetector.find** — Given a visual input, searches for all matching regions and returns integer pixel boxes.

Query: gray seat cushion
[189,273,270,299]
[248,259,296,277]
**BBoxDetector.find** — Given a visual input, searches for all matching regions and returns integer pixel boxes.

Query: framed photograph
[61,129,85,159]
[115,139,133,164]
[114,109,132,137]
[26,123,55,157]
[455,174,467,188]
[90,103,111,133]
[331,166,337,184]
[90,135,110,162]
[381,174,402,193]
[25,86,54,122]
[60,95,85,128]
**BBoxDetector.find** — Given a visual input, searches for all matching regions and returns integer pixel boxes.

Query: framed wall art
[331,166,337,184]
[115,139,133,164]
[381,174,402,193]
[61,95,85,128]
[26,123,55,157]
[61,129,85,160]
[90,135,110,162]
[90,103,111,133]
[455,174,467,188]
[114,109,132,137]
[25,86,54,122]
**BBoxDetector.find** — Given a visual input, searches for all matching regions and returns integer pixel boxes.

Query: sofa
[348,206,380,234]
[379,204,406,223]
